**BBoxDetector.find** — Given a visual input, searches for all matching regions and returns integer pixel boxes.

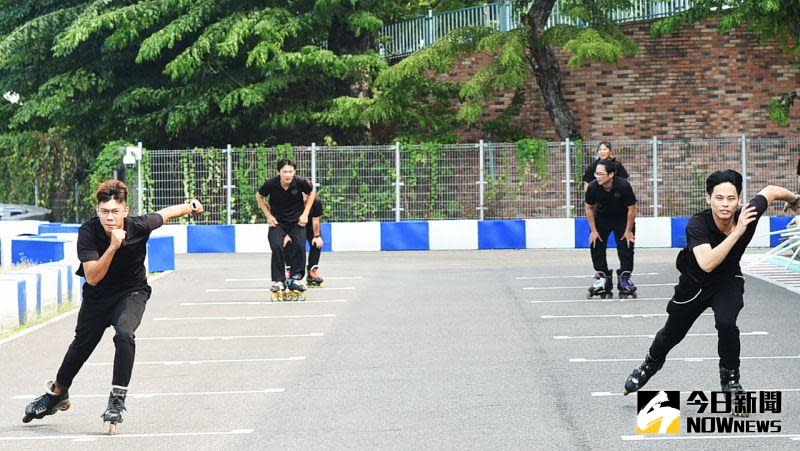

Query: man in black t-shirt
[257,159,316,294]
[623,170,800,413]
[585,159,638,298]
[23,179,203,433]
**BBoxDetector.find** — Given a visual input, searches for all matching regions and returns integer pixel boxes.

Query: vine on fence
[515,138,550,186]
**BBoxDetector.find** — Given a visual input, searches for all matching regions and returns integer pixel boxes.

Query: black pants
[306,223,321,270]
[648,275,745,369]
[268,222,306,281]
[591,214,634,274]
[56,287,150,389]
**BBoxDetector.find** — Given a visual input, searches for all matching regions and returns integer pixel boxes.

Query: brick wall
[438,17,800,141]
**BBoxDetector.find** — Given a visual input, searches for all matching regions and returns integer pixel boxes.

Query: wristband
[189,200,199,211]
[314,235,321,238]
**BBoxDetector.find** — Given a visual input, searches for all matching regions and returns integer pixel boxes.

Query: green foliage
[515,138,550,185]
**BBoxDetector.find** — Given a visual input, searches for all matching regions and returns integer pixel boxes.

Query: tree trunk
[523,1,582,140]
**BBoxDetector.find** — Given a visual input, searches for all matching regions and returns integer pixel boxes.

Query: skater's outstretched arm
[156,199,204,223]
[757,185,800,212]
[311,216,323,248]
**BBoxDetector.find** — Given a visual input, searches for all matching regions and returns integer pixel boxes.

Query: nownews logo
[636,390,783,434]
[636,391,680,434]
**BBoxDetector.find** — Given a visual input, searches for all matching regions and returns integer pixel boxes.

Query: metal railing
[380,0,694,59]
[119,136,800,225]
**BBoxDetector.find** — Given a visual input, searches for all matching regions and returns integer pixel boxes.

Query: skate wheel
[107,422,117,435]
[586,292,593,299]
[631,292,638,299]
[605,293,614,299]
[623,389,630,396]
[299,293,306,301]
[60,401,71,411]
[22,415,32,423]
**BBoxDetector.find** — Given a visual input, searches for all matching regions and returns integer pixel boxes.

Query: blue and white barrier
[148,216,778,253]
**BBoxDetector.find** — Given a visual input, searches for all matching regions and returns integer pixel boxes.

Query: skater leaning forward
[623,170,800,416]
[23,179,203,433]
[585,159,638,299]
[256,158,317,298]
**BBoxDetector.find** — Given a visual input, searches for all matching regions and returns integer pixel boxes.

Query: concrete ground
[0,249,798,450]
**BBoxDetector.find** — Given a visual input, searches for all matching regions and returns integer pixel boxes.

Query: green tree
[331,0,643,140]
[651,0,799,126]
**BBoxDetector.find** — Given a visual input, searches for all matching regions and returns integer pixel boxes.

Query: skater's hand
[109,226,126,249]
[267,214,278,228]
[783,194,800,214]
[734,205,758,236]
[623,231,635,247]
[189,199,204,214]
[283,235,292,246]
[589,231,602,247]
[312,236,324,248]
[298,213,309,227]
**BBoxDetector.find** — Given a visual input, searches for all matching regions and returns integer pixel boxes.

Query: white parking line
[516,272,660,280]
[531,297,670,304]
[541,313,713,319]
[137,333,324,341]
[13,388,285,400]
[225,277,363,282]
[571,355,800,363]
[153,314,336,321]
[0,429,254,442]
[593,387,800,397]
[180,300,349,306]
[622,434,800,442]
[524,283,673,290]
[87,356,306,366]
[554,331,768,340]
[207,287,355,292]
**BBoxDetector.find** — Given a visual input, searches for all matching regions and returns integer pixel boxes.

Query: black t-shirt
[582,157,629,184]
[585,177,637,217]
[76,213,164,300]
[257,176,314,222]
[677,195,768,284]
[310,198,323,218]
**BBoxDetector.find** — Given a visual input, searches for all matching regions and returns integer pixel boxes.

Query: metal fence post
[137,141,143,214]
[478,139,485,220]
[311,142,318,188]
[425,10,434,47]
[741,134,748,203]
[395,142,402,221]
[34,175,39,206]
[225,144,233,224]
[652,136,659,217]
[564,138,571,218]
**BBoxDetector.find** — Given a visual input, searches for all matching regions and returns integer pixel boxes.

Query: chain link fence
[117,136,800,224]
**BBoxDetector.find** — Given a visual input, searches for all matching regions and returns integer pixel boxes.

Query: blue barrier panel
[11,238,65,264]
[147,236,175,272]
[671,217,691,248]
[17,280,26,325]
[305,223,333,253]
[478,220,526,249]
[380,222,430,251]
[187,225,236,253]
[770,216,795,247]
[574,218,618,249]
[38,224,81,234]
